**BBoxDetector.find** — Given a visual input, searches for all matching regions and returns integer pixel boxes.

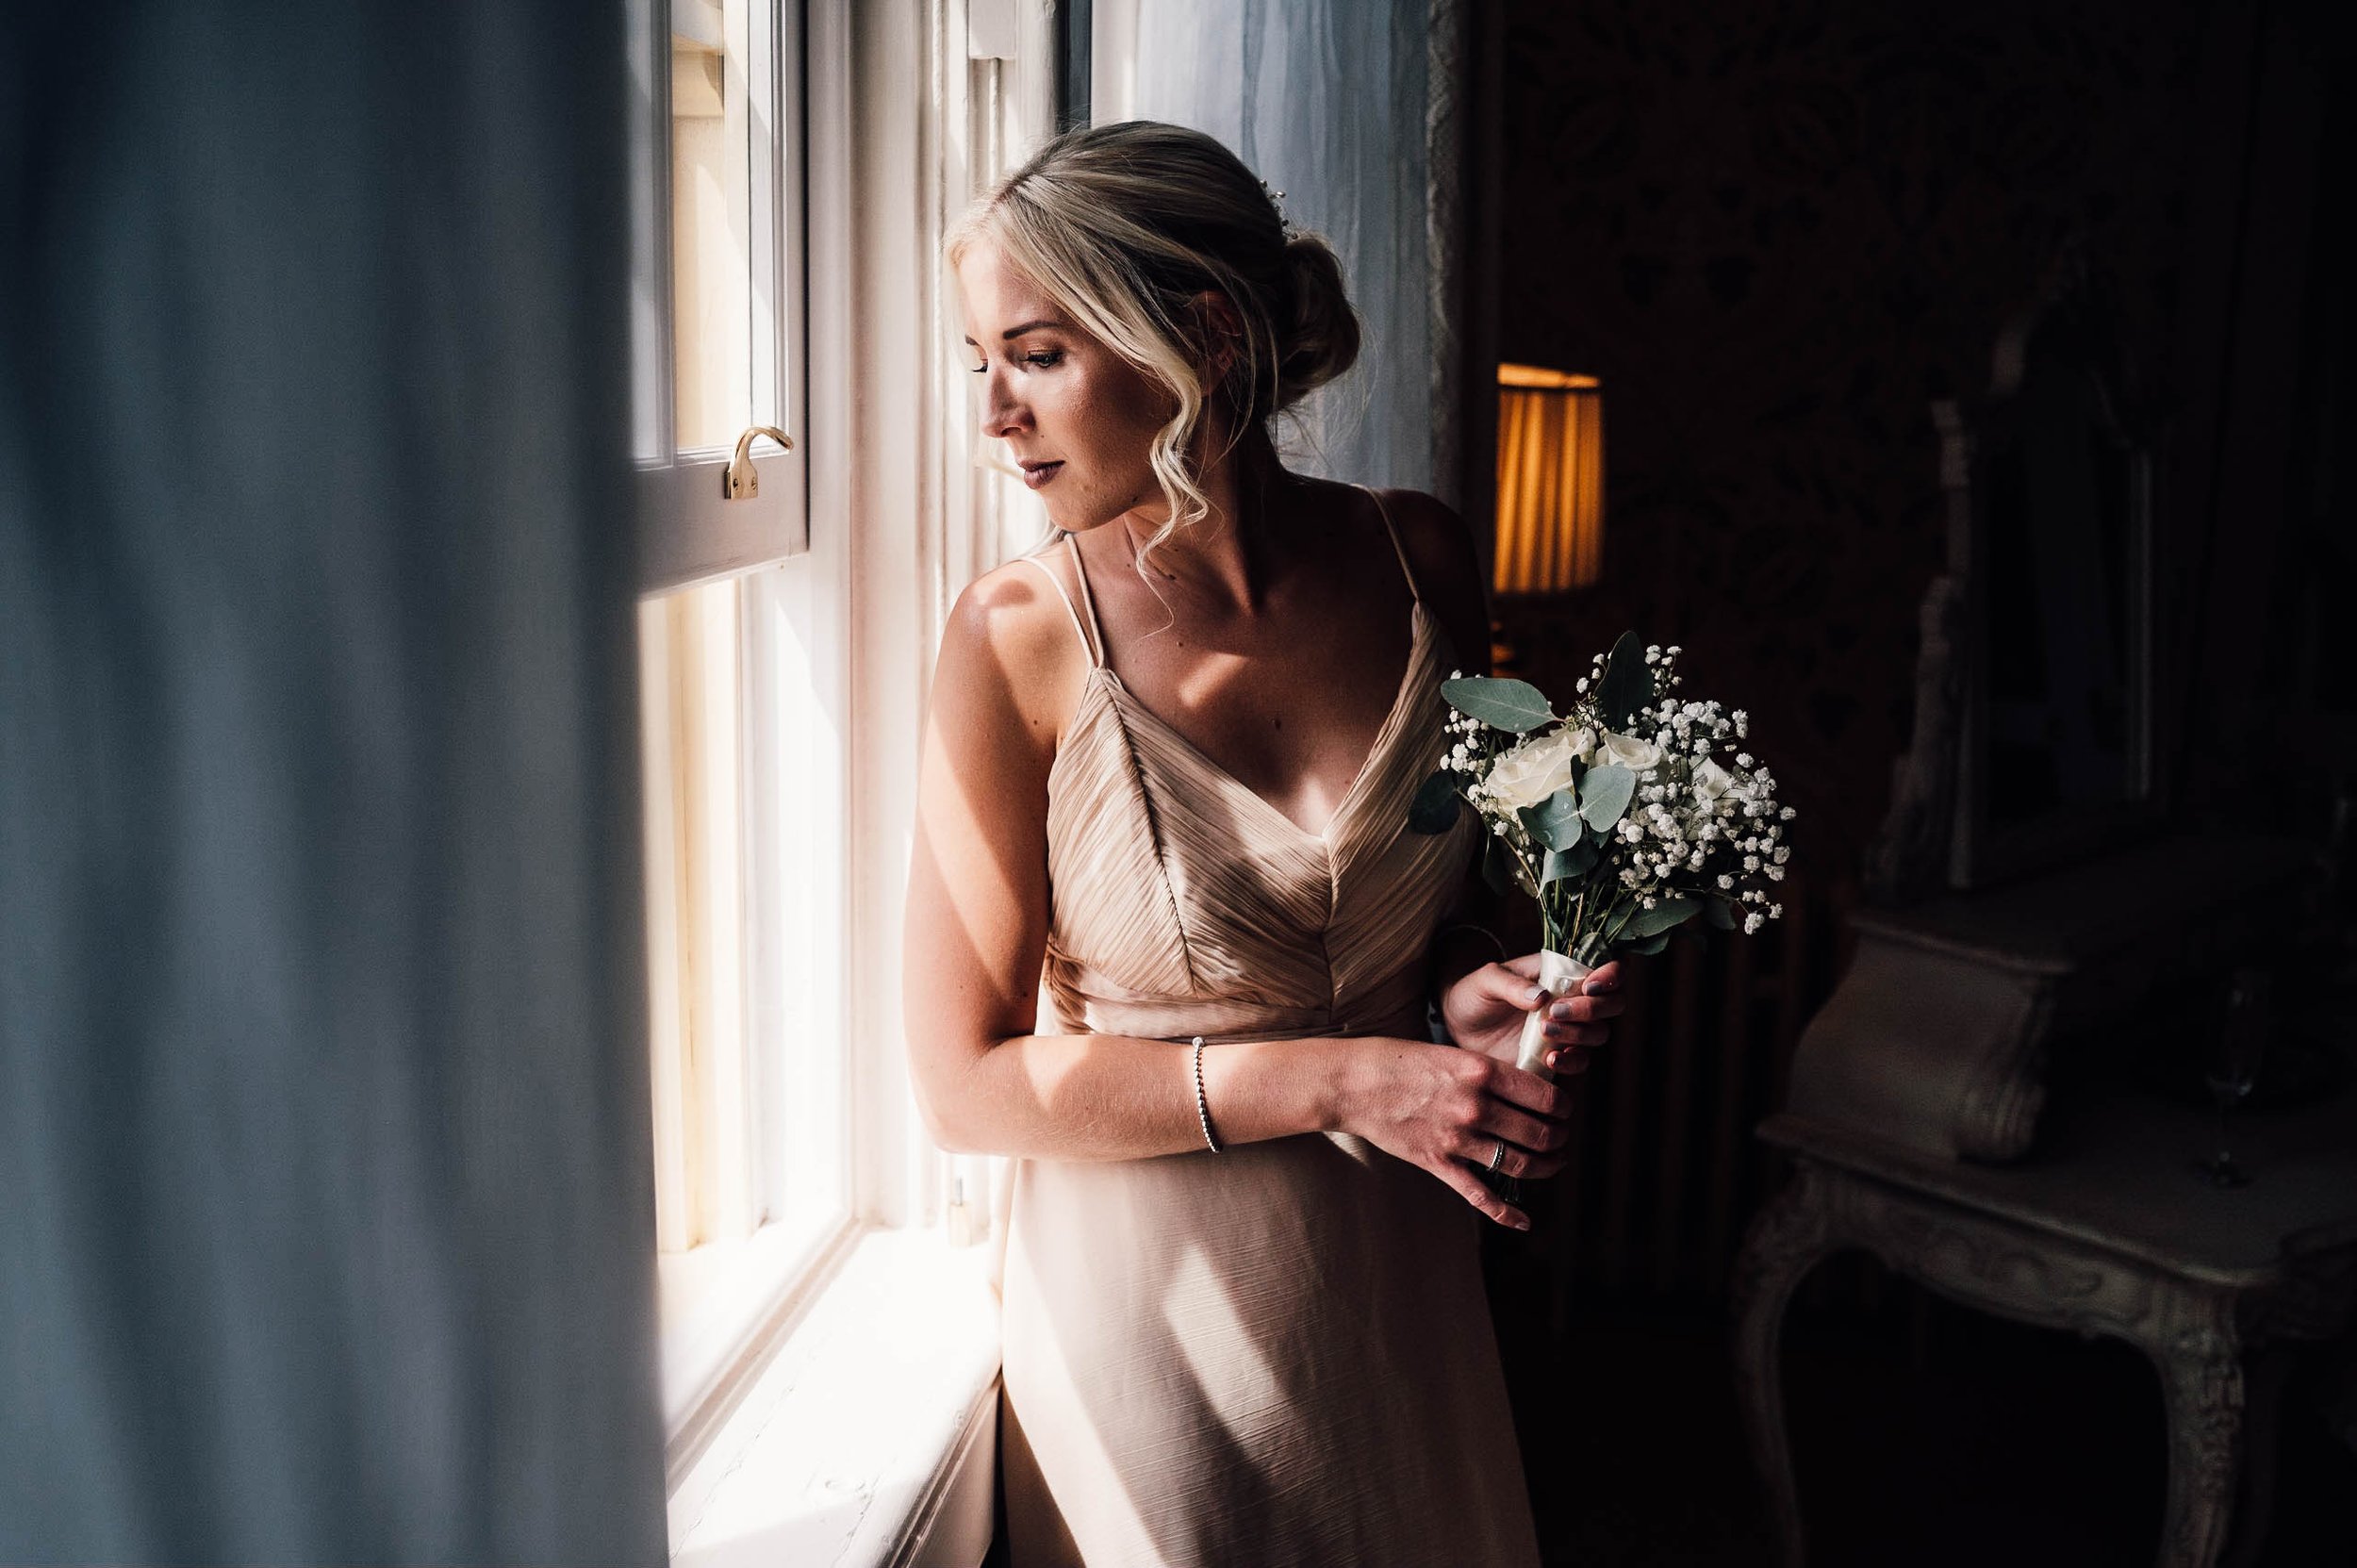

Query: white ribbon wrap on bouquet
[1516,948,1595,1079]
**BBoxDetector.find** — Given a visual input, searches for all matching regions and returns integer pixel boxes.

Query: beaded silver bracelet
[1190,1035,1224,1153]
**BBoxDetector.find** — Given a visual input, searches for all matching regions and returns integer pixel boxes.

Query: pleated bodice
[1037,591,1479,1046]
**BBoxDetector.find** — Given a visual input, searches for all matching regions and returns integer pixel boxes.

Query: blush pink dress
[987,490,1542,1568]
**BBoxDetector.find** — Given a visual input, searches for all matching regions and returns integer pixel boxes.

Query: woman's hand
[1440,953,1626,1075]
[1330,1037,1574,1230]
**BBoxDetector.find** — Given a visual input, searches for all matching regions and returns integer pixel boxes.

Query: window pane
[639,575,757,1255]
[670,0,751,453]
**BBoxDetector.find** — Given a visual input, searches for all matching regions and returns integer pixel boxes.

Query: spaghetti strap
[1063,534,1110,666]
[1015,551,1101,668]
[1357,484,1423,607]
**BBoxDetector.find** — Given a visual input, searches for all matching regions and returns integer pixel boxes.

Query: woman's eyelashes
[964,346,1066,373]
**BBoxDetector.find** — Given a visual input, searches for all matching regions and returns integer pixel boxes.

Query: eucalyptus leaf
[1628,895,1698,937]
[1480,833,1519,895]
[1703,898,1736,931]
[1625,930,1671,956]
[1577,764,1635,831]
[1409,770,1462,834]
[1593,630,1651,730]
[1440,676,1554,734]
[1541,842,1596,886]
[1519,788,1586,851]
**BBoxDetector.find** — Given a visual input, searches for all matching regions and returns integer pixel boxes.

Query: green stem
[1585,885,1632,960]
[1564,884,1620,964]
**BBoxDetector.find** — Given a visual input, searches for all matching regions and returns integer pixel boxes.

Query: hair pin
[1259,180,1298,241]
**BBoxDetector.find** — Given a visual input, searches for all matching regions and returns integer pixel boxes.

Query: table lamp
[1494,363,1605,596]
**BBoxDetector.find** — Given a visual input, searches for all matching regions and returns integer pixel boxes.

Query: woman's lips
[1020,461,1064,490]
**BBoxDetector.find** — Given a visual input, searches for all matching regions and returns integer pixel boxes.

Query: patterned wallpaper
[1492,0,2203,883]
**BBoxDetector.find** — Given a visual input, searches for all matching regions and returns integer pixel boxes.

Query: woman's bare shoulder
[936,547,1093,762]
[1369,487,1491,677]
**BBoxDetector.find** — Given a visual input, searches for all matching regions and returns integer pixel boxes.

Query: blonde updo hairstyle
[948,120,1361,568]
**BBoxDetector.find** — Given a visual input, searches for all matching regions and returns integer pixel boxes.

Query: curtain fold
[0,5,668,1562]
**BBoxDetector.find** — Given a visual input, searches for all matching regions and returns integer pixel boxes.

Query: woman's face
[955,239,1177,534]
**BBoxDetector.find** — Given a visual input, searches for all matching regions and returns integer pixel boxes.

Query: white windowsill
[661,1206,860,1468]
[666,1226,1003,1568]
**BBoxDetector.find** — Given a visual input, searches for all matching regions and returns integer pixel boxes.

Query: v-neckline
[1090,599,1432,845]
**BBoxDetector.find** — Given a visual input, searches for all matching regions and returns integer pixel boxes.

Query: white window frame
[630,0,1060,1563]
[630,0,851,1480]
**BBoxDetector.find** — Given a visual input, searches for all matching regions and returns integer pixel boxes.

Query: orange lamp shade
[1494,363,1605,594]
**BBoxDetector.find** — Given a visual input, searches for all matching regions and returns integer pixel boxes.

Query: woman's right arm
[900,567,1570,1227]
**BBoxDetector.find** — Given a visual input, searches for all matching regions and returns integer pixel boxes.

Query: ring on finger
[1486,1138,1507,1174]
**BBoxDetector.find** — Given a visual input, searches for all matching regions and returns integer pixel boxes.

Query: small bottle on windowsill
[946,1175,979,1247]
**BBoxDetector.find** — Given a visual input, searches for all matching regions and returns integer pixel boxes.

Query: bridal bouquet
[1412,632,1792,1082]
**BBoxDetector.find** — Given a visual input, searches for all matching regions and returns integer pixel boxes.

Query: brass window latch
[724,425,795,500]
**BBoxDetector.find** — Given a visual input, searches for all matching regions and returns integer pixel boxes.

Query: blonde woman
[904,121,1626,1567]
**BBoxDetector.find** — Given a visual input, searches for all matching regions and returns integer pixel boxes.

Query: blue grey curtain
[1131,0,1444,495]
[0,5,667,1562]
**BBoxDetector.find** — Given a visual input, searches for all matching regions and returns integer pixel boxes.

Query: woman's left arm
[1381,487,1628,1073]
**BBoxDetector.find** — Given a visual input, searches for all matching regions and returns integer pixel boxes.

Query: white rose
[1593,728,1663,774]
[1484,724,1591,811]
[1690,757,1737,801]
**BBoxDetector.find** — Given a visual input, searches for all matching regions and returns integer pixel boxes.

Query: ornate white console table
[1730,834,2349,1566]
[1735,1053,2357,1566]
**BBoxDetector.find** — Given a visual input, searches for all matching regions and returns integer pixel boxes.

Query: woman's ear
[1187,289,1246,381]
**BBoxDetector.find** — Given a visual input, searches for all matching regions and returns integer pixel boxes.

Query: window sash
[631,0,843,1448]
[630,0,810,595]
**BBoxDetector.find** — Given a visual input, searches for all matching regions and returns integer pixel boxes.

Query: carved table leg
[2145,1293,2245,1568]
[2220,1345,2294,1568]
[1730,1167,1836,1568]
